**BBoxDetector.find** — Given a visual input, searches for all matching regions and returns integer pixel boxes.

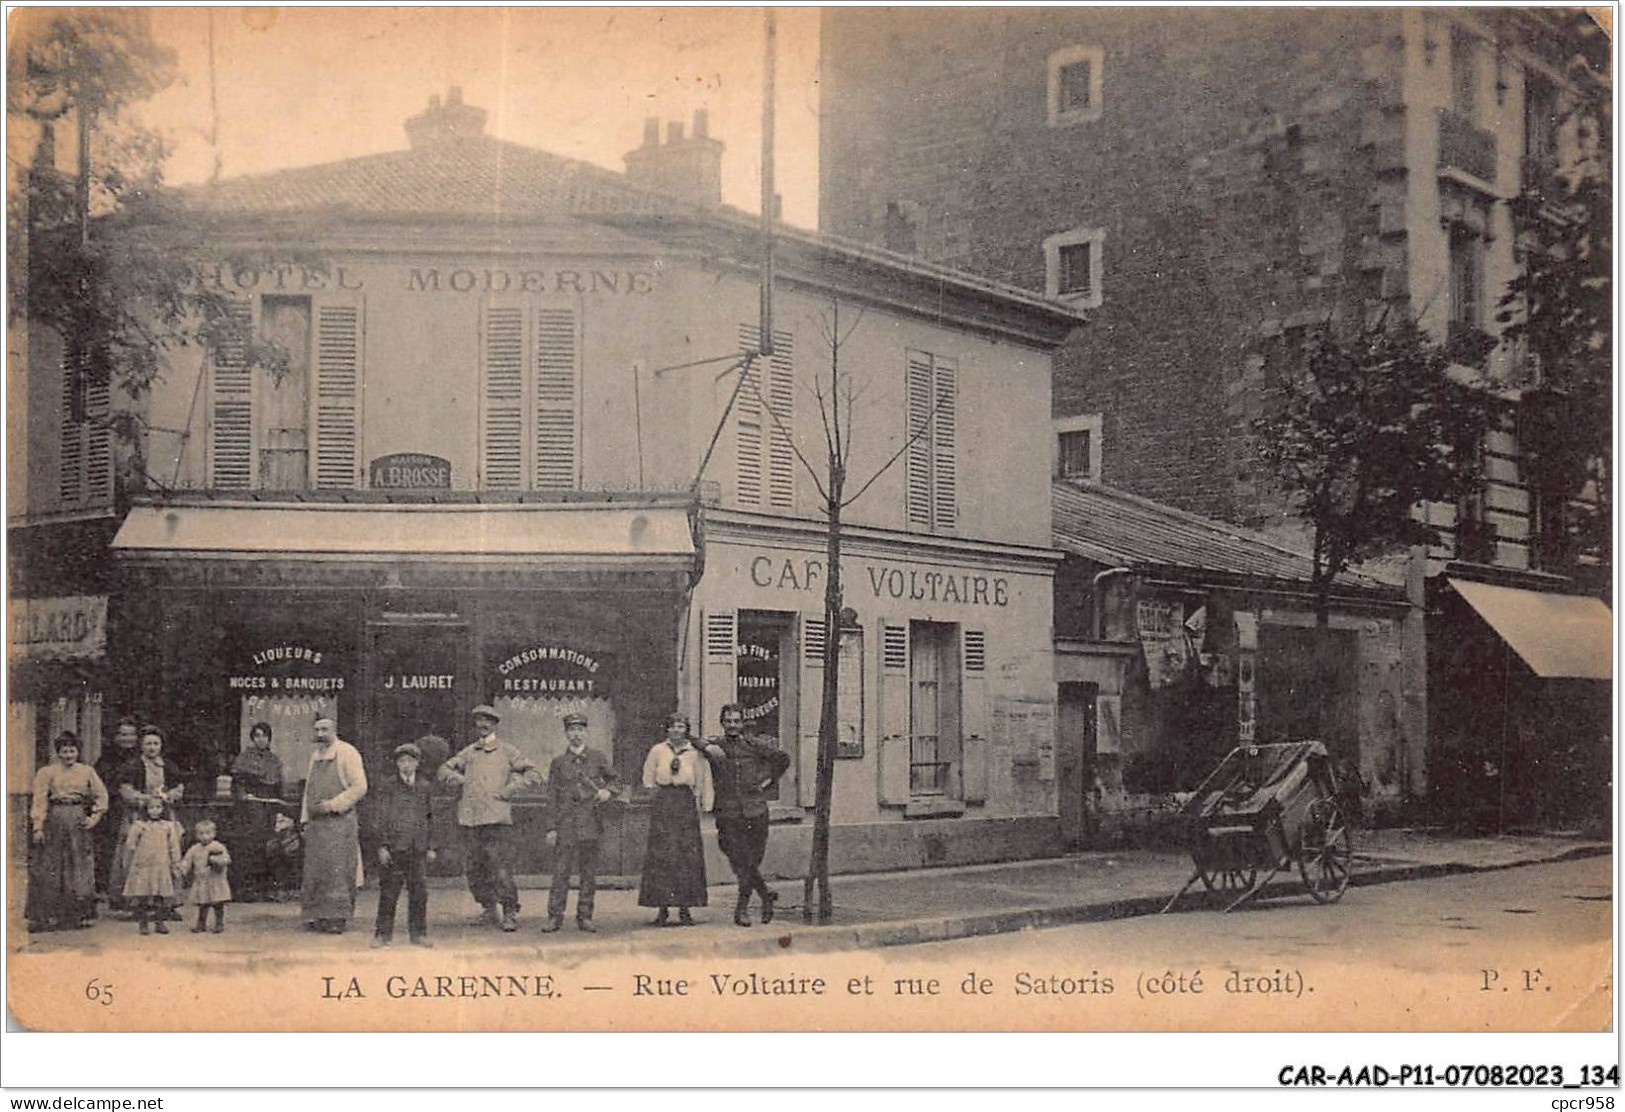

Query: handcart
[1161,740,1353,914]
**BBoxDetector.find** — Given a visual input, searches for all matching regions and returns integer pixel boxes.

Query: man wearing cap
[438,705,540,932]
[542,712,619,933]
[366,742,437,948]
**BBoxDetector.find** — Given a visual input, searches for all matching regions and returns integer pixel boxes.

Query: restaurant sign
[496,644,607,695]
[9,595,107,662]
[370,453,452,490]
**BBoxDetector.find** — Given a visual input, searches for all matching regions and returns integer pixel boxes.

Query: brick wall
[821,8,1401,526]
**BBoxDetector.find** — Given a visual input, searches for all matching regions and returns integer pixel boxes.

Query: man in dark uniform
[702,703,791,926]
[542,712,618,933]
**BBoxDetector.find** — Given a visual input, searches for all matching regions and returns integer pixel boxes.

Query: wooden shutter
[766,333,795,509]
[905,350,958,532]
[58,345,85,505]
[481,305,525,489]
[534,307,578,491]
[208,299,254,489]
[877,619,912,804]
[314,301,362,489]
[905,351,933,528]
[737,325,794,509]
[700,610,737,743]
[931,355,957,531]
[736,327,764,507]
[961,628,989,803]
[798,614,826,806]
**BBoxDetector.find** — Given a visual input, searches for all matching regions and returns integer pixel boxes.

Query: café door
[365,618,469,774]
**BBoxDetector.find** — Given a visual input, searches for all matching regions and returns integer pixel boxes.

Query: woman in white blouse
[27,732,109,931]
[638,713,714,926]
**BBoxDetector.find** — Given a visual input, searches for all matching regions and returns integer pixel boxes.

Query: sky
[125,7,823,228]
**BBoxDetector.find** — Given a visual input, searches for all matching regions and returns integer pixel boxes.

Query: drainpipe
[1091,567,1133,641]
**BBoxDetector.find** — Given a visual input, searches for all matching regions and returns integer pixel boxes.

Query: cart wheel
[1299,799,1352,903]
[1198,865,1258,895]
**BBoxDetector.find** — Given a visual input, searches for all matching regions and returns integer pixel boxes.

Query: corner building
[17,93,1079,876]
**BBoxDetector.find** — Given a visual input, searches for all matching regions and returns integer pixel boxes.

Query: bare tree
[746,297,948,923]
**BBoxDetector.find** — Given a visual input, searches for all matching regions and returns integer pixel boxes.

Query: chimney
[405,85,488,149]
[624,108,725,208]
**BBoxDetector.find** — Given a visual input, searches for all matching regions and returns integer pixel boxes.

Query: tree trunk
[804,477,844,923]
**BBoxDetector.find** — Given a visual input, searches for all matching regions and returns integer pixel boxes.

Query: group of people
[25,702,792,946]
[304,701,792,946]
[26,720,232,936]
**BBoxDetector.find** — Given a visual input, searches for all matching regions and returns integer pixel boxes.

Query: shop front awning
[1448,577,1612,680]
[112,502,695,571]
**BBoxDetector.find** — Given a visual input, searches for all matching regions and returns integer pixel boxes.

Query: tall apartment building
[820,8,1612,826]
[11,91,1082,874]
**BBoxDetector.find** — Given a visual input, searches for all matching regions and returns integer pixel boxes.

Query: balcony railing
[1438,109,1498,184]
[909,735,956,798]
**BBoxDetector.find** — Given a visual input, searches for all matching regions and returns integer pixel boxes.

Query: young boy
[368,742,436,947]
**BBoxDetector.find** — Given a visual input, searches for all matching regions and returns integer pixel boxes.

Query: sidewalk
[21,828,1608,962]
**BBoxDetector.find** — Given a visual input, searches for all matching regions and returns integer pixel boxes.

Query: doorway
[1057,681,1099,849]
[365,618,468,773]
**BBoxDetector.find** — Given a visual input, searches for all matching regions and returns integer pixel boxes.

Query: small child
[265,812,303,898]
[121,796,182,935]
[180,818,233,933]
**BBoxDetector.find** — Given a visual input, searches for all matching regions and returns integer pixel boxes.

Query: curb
[502,842,1613,962]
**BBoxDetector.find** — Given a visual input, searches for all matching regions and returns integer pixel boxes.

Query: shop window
[1047,45,1104,126]
[1043,227,1105,308]
[1055,413,1103,480]
[480,305,580,491]
[905,350,957,533]
[736,325,796,511]
[909,620,962,799]
[735,611,798,801]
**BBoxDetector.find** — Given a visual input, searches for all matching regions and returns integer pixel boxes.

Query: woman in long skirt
[26,732,109,932]
[639,713,714,926]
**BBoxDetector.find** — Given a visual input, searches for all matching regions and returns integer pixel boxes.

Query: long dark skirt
[26,802,97,927]
[301,811,360,922]
[638,785,708,908]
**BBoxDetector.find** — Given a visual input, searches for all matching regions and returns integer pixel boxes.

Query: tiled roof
[1052,481,1400,595]
[180,135,688,219]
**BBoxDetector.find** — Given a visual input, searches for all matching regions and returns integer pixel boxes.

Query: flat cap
[470,704,500,722]
[562,712,589,727]
[393,742,421,760]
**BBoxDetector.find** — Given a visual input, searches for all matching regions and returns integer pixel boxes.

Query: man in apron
[299,715,368,934]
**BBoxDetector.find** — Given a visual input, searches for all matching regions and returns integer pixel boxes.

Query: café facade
[21,94,1081,877]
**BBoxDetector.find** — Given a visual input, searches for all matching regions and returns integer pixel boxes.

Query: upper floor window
[1447,222,1485,338]
[208,295,364,492]
[905,349,957,534]
[1055,413,1103,481]
[1451,28,1479,123]
[1043,226,1105,308]
[480,304,581,491]
[736,324,796,511]
[1047,45,1104,126]
[1523,71,1559,168]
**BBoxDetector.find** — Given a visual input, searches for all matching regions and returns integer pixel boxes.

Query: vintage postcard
[5,5,1614,1058]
